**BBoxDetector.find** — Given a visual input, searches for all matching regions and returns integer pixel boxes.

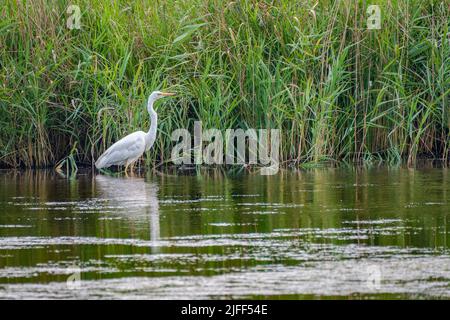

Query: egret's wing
[95,132,146,168]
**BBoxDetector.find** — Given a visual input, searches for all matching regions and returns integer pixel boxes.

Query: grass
[0,0,448,168]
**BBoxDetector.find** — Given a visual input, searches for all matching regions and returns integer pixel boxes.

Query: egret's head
[149,91,176,102]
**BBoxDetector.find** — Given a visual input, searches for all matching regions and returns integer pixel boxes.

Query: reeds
[0,0,448,168]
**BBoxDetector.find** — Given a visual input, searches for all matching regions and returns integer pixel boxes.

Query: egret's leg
[128,162,133,176]
[124,163,129,177]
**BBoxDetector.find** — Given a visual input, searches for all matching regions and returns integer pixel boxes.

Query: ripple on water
[1,169,449,299]
[0,225,33,228]
[1,254,449,299]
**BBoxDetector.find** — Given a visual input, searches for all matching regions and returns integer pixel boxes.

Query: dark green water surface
[0,167,449,299]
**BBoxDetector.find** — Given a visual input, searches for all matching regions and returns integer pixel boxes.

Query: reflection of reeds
[0,0,448,168]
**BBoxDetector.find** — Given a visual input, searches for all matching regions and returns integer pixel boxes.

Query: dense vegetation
[0,0,449,168]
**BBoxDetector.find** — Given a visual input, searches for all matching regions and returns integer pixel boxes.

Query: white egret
[95,91,175,174]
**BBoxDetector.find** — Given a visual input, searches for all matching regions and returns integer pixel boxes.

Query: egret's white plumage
[95,131,147,168]
[95,91,175,172]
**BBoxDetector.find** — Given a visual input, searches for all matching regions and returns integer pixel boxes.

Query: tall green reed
[0,0,448,168]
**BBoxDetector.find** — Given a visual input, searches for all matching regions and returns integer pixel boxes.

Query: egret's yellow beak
[161,92,176,97]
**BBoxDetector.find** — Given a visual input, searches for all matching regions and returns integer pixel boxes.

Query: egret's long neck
[145,97,158,149]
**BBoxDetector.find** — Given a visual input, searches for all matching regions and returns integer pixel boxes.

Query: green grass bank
[0,0,449,168]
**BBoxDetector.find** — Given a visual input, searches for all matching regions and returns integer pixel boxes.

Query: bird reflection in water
[94,175,160,252]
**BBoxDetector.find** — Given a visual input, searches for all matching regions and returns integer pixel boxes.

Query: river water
[0,167,449,299]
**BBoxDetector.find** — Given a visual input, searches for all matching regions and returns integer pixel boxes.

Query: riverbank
[1,0,448,168]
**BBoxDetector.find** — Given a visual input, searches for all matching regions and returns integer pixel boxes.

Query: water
[0,167,449,299]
